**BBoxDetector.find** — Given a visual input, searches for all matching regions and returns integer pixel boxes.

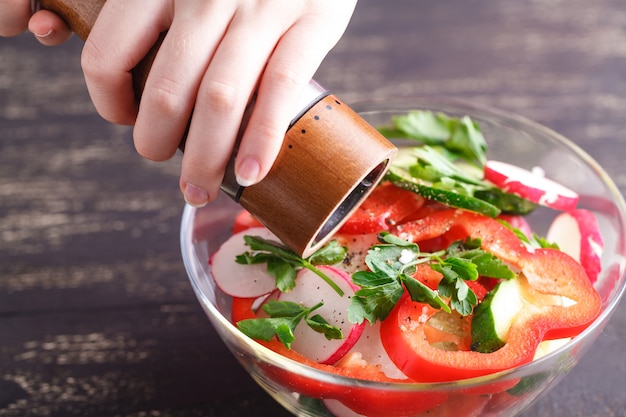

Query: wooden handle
[38,0,102,40]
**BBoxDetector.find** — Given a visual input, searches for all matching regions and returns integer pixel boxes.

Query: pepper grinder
[36,0,397,257]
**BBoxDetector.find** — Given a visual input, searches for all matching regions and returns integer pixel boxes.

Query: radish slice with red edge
[277,265,365,365]
[546,209,603,283]
[210,226,279,298]
[345,320,408,379]
[484,160,579,211]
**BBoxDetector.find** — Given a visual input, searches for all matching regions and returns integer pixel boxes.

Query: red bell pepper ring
[380,209,602,383]
[230,297,447,416]
[338,182,425,234]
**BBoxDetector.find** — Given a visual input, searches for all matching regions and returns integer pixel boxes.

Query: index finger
[0,0,31,36]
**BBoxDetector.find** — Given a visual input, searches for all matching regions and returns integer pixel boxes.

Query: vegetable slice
[210,227,279,298]
[380,210,601,383]
[484,160,579,211]
[276,266,365,365]
[546,209,604,283]
[338,182,425,234]
[387,169,501,218]
[471,278,525,353]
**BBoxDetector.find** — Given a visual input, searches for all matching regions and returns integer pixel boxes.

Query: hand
[81,0,358,207]
[0,0,72,44]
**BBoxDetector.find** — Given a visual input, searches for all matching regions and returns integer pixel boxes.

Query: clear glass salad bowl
[180,97,626,417]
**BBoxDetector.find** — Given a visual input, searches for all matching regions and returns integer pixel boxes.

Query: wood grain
[1,0,625,416]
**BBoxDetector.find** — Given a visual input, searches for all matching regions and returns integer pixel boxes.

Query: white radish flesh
[484,160,579,211]
[347,321,408,379]
[210,227,279,298]
[546,209,604,283]
[333,232,380,274]
[278,265,365,364]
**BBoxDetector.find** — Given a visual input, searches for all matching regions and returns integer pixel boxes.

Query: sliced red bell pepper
[230,297,447,416]
[232,209,264,234]
[411,263,490,302]
[338,182,425,234]
[380,209,602,383]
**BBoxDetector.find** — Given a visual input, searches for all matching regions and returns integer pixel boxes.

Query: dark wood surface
[2,0,625,416]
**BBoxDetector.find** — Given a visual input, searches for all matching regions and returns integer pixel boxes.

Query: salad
[208,110,603,416]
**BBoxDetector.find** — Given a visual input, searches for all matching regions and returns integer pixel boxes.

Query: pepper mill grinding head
[37,0,398,257]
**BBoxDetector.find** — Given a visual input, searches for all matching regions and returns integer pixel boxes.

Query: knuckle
[144,77,188,118]
[80,38,108,83]
[200,79,240,115]
[250,116,284,145]
[133,135,176,162]
[265,63,301,91]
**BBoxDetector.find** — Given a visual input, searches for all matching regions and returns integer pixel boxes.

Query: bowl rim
[180,96,626,392]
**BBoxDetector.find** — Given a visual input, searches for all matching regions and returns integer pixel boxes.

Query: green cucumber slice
[474,188,538,215]
[386,169,501,218]
[470,277,525,353]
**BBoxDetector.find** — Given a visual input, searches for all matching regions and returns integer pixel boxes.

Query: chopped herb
[348,233,516,325]
[237,300,343,349]
[380,110,538,216]
[236,236,347,295]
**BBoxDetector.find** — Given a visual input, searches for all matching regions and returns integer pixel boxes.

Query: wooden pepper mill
[36,0,397,257]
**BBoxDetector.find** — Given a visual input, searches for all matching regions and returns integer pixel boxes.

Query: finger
[80,0,170,126]
[235,1,357,186]
[28,9,72,45]
[0,0,30,36]
[133,0,237,162]
[179,1,299,206]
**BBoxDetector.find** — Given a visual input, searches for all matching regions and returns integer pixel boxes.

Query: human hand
[80,0,358,207]
[0,0,71,44]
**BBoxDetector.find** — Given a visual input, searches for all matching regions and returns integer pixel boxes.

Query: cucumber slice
[470,277,525,353]
[474,188,538,215]
[386,168,501,218]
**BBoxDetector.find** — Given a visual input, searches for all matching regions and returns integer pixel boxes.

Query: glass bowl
[180,97,626,417]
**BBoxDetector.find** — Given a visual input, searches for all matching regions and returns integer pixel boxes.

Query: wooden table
[1,0,625,415]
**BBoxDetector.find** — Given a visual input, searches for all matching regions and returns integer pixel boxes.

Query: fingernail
[183,183,209,208]
[236,157,261,187]
[33,29,53,38]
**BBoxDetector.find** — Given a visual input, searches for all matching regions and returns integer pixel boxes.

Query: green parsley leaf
[446,238,516,279]
[306,315,344,340]
[381,110,487,167]
[380,110,539,217]
[348,273,405,324]
[402,276,450,312]
[237,300,343,349]
[235,235,347,296]
[308,240,348,265]
[349,233,517,323]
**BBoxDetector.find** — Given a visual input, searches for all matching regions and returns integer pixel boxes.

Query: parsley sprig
[347,233,516,324]
[237,300,343,349]
[235,236,347,295]
[381,110,538,216]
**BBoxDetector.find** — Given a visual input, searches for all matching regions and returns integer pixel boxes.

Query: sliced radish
[277,266,365,365]
[346,321,408,380]
[484,160,579,211]
[210,226,279,298]
[333,232,380,274]
[546,209,604,283]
